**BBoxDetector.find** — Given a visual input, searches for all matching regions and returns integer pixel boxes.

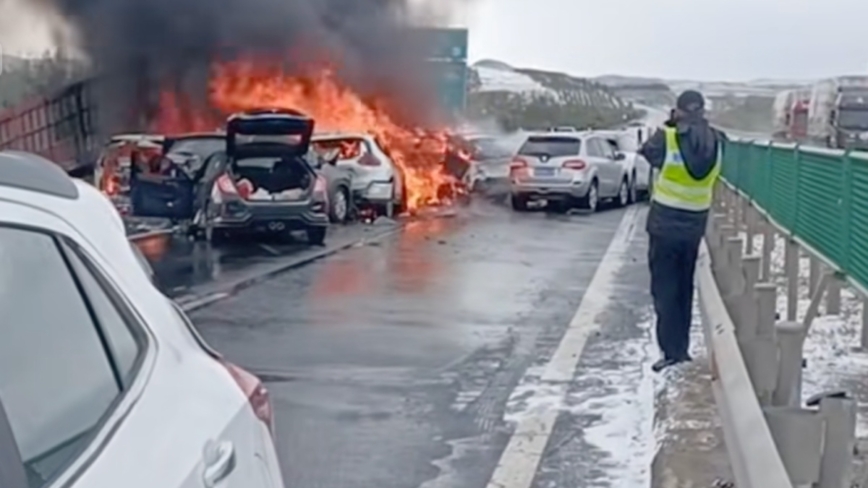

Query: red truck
[771,88,810,142]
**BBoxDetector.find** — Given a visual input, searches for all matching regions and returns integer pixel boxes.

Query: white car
[0,150,284,488]
[593,129,653,200]
[311,133,406,217]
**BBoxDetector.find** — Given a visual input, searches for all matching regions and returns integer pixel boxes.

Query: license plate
[534,167,556,177]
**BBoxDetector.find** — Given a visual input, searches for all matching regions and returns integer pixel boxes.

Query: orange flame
[152,61,457,211]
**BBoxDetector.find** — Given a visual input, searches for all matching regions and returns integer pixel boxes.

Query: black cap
[676,90,705,114]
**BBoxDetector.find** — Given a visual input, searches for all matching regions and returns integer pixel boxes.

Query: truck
[771,88,810,142]
[807,76,868,150]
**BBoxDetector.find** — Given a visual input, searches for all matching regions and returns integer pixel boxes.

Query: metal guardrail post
[745,202,756,252]
[739,282,779,405]
[862,298,868,350]
[764,406,824,485]
[785,238,800,322]
[721,237,745,302]
[815,392,857,488]
[826,274,841,315]
[809,256,821,297]
[773,321,807,407]
[761,217,775,282]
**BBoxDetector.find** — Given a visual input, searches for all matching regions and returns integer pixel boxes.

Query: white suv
[0,151,284,488]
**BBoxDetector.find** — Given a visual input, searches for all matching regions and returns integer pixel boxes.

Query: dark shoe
[652,358,679,372]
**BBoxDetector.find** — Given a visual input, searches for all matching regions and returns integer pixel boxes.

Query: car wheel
[510,193,529,211]
[578,179,599,212]
[617,178,629,207]
[193,205,215,242]
[307,226,327,246]
[329,186,350,223]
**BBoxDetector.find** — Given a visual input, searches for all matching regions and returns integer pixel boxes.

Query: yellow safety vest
[652,127,720,211]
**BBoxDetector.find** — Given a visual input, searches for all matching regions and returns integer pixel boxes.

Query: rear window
[312,138,366,160]
[518,137,581,157]
[468,138,513,159]
[166,137,224,158]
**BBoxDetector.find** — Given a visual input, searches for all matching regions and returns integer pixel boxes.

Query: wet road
[170,200,658,488]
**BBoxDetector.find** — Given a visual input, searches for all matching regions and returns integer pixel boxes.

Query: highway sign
[431,60,467,112]
[416,28,468,61]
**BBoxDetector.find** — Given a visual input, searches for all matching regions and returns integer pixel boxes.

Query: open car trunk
[231,156,314,200]
[226,110,316,201]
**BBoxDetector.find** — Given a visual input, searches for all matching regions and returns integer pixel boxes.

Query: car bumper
[511,180,591,199]
[213,203,329,232]
[353,181,394,204]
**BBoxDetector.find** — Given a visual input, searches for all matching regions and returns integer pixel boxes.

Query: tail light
[220,360,274,436]
[216,174,238,195]
[314,175,327,195]
[562,159,587,170]
[358,153,381,166]
[509,157,527,169]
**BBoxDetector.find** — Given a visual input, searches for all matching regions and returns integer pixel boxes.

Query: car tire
[510,193,529,211]
[329,186,350,223]
[578,179,599,212]
[307,226,327,246]
[616,178,629,207]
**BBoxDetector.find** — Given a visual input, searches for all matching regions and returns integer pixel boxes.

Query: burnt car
[445,133,514,193]
[129,109,346,244]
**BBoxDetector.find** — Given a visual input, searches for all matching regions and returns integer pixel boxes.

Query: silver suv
[509,132,632,212]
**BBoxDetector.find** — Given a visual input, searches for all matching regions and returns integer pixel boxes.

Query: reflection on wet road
[141,224,396,298]
[184,202,656,488]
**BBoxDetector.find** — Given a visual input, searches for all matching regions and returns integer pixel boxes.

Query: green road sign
[416,28,468,61]
[431,60,466,113]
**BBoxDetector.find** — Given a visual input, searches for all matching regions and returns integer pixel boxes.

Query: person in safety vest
[638,90,727,372]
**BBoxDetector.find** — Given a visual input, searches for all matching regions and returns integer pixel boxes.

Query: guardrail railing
[721,141,868,346]
[697,140,865,487]
[702,189,858,487]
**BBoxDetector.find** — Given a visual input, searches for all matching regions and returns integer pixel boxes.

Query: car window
[165,138,224,159]
[0,227,120,486]
[62,240,143,383]
[518,136,581,158]
[585,139,603,157]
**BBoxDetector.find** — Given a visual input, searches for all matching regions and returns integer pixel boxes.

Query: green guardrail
[721,139,868,291]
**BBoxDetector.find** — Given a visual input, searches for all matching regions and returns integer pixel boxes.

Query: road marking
[258,244,282,256]
[486,206,641,488]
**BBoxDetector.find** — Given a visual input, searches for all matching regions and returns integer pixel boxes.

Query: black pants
[648,233,701,360]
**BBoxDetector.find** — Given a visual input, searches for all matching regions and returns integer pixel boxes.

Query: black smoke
[30,0,463,129]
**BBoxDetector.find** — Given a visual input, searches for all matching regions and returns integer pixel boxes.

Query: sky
[465,0,868,81]
[1,0,867,81]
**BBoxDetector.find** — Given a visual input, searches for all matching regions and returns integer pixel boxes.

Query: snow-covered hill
[466,60,638,131]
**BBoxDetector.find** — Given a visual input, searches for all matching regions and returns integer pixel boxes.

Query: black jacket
[639,116,727,242]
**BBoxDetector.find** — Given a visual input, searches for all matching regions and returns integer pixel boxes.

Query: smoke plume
[22,0,467,129]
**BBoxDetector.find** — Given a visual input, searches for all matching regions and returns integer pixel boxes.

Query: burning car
[311,133,406,218]
[445,133,514,193]
[130,109,338,244]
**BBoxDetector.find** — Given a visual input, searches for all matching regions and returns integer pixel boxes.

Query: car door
[129,159,197,220]
[585,138,617,196]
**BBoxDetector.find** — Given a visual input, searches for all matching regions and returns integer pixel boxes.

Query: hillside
[466,60,640,131]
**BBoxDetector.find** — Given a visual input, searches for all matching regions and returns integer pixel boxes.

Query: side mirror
[614,152,626,161]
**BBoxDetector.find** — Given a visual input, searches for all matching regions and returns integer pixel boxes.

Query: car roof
[0,151,79,199]
[312,132,373,141]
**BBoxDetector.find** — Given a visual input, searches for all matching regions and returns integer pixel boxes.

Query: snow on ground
[740,233,868,440]
[474,65,557,98]
[502,310,657,486]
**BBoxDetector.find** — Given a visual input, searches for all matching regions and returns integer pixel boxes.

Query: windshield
[838,109,868,130]
[468,138,513,160]
[166,137,225,158]
[518,136,581,157]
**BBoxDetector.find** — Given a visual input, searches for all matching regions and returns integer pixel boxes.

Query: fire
[153,61,458,211]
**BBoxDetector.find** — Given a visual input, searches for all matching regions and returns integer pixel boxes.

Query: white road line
[486,206,642,488]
